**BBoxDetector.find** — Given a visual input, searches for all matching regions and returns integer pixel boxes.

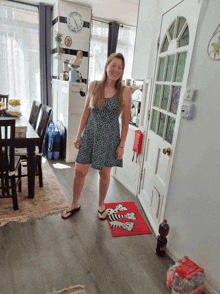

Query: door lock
[163,148,171,156]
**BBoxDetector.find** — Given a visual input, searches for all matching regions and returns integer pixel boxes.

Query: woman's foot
[98,206,107,220]
[61,204,81,219]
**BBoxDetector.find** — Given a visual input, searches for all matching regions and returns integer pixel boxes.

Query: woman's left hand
[116,147,124,160]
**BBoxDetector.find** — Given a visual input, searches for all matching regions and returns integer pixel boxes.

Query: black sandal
[98,208,107,220]
[61,205,81,219]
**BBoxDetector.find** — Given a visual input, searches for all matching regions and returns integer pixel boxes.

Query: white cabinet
[52,79,87,163]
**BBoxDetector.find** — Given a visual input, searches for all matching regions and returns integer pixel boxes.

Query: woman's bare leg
[62,163,91,218]
[98,166,111,219]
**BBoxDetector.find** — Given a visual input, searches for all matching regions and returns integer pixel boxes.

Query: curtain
[108,21,119,57]
[88,20,109,84]
[116,25,136,81]
[39,3,52,107]
[0,1,40,115]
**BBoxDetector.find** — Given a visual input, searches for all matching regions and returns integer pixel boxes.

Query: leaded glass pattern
[170,86,181,114]
[169,21,175,40]
[157,57,165,81]
[154,85,162,107]
[165,116,176,144]
[161,35,169,53]
[175,52,187,82]
[161,85,170,110]
[158,113,166,137]
[179,26,189,47]
[165,54,175,81]
[152,16,189,144]
[177,17,186,36]
[151,110,158,132]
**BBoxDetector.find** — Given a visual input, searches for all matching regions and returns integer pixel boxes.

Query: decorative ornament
[68,50,83,69]
[65,36,72,47]
[55,31,65,60]
[207,24,220,61]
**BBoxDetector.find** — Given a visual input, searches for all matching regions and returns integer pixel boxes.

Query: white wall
[113,124,140,196]
[132,0,220,293]
[132,0,184,80]
[132,0,161,80]
[52,0,91,79]
[165,1,220,293]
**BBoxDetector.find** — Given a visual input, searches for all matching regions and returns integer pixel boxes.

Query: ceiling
[17,0,140,26]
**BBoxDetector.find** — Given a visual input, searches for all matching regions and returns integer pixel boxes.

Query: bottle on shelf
[156,219,170,257]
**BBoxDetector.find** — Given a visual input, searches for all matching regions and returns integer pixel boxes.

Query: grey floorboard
[0,159,173,294]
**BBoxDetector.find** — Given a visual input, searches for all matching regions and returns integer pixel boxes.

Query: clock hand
[73,18,78,30]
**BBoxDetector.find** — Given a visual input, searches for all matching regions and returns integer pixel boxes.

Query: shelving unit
[52,80,87,163]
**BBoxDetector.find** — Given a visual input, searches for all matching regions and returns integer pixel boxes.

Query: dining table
[0,115,40,199]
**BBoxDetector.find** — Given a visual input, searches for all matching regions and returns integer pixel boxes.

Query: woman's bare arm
[76,81,96,137]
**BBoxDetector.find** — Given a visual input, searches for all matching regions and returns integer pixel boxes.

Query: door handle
[163,148,171,156]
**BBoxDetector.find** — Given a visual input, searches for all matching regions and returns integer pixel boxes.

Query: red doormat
[105,201,152,237]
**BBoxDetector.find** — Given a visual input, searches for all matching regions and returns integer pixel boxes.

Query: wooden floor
[0,159,174,294]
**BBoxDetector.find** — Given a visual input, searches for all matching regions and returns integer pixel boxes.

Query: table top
[0,115,40,143]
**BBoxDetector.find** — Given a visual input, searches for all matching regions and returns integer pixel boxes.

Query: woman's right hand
[74,137,82,149]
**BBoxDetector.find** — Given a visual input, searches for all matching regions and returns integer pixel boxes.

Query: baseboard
[203,283,219,294]
[166,244,181,262]
[166,245,218,294]
[113,174,137,196]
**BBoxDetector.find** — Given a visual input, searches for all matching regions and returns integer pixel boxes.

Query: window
[116,25,136,81]
[88,20,108,84]
[0,2,40,115]
[88,20,136,84]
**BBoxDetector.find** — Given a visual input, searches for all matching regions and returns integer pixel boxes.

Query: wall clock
[67,12,83,32]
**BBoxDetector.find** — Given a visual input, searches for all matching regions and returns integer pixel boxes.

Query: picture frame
[65,36,72,47]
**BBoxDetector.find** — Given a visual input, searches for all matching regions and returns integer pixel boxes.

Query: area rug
[0,159,69,227]
[105,201,152,237]
[51,284,86,294]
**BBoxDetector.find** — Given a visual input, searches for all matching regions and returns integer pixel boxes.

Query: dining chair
[17,105,52,189]
[29,100,42,130]
[0,94,9,106]
[0,119,21,210]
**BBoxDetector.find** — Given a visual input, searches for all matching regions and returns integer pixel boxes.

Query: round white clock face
[67,12,83,32]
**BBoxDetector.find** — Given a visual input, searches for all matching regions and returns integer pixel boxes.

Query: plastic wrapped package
[166,257,206,294]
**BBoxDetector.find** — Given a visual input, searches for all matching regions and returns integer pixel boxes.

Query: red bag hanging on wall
[132,130,143,162]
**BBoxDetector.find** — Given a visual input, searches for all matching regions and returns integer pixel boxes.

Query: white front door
[138,0,202,234]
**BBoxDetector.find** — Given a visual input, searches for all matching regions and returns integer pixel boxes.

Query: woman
[61,53,131,220]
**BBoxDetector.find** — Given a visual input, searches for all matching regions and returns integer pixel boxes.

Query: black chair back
[0,119,15,172]
[29,100,42,130]
[0,94,9,106]
[36,105,52,152]
[0,119,20,210]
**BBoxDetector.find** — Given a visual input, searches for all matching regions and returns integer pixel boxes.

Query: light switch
[181,102,194,120]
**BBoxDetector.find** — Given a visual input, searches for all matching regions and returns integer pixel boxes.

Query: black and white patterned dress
[75,88,123,170]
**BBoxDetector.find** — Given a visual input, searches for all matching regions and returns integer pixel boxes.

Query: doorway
[138,0,202,234]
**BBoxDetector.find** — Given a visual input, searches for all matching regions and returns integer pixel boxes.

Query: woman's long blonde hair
[90,53,125,113]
